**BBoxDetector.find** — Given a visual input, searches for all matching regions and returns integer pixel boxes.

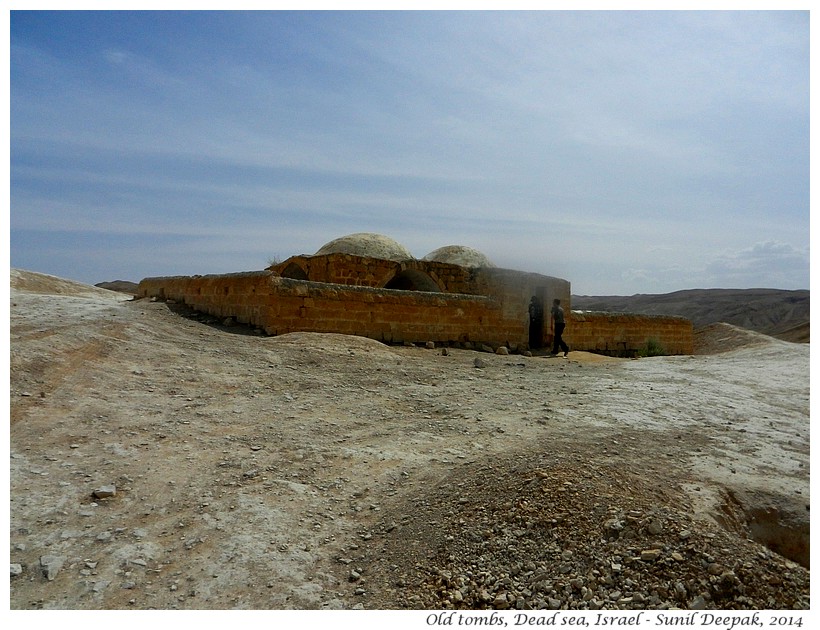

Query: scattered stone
[92,580,111,593]
[474,358,487,369]
[10,563,23,577]
[425,341,436,349]
[40,555,65,581]
[495,346,509,355]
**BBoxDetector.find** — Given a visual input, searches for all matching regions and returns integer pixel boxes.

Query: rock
[641,549,662,561]
[495,346,509,355]
[223,317,235,327]
[480,344,494,353]
[96,531,112,542]
[441,348,450,356]
[93,485,116,499]
[646,519,664,535]
[688,595,708,609]
[425,341,436,349]
[40,555,65,580]
[474,358,487,369]
[10,563,23,577]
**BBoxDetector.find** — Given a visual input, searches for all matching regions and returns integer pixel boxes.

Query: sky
[8,9,810,295]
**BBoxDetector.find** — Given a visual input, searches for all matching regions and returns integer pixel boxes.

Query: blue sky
[9,9,810,295]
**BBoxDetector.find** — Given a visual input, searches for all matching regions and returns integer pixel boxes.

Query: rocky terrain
[9,269,810,612]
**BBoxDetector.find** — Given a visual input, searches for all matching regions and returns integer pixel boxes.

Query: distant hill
[572,288,809,343]
[95,280,139,295]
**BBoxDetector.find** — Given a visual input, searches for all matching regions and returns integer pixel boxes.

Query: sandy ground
[8,270,810,611]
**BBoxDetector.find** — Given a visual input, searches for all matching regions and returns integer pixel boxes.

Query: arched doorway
[280,262,309,281]
[383,269,441,292]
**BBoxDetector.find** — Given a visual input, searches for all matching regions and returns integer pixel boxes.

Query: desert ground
[9,269,810,611]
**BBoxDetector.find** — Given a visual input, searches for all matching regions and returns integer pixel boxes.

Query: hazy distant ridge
[571,288,809,343]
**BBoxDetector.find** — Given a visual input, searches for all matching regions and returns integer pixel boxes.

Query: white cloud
[611,241,809,294]
[705,241,809,288]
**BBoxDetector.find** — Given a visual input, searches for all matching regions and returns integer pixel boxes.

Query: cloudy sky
[9,9,809,295]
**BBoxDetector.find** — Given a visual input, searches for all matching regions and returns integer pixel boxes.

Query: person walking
[550,298,569,357]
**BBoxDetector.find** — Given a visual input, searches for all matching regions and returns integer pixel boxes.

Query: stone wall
[137,270,693,355]
[137,272,530,348]
[565,311,694,356]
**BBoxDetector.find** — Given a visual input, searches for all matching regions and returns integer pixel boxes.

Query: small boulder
[93,485,116,499]
[40,555,65,581]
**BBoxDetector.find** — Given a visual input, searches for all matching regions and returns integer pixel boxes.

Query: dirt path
[9,270,810,610]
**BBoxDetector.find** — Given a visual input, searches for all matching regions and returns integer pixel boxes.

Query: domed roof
[423,245,496,268]
[314,233,414,262]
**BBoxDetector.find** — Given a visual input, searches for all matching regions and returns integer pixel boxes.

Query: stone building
[137,232,693,355]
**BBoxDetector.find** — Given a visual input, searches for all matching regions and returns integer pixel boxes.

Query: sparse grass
[638,337,667,357]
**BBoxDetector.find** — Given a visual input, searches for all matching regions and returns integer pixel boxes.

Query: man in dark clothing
[528,296,544,349]
[550,298,569,357]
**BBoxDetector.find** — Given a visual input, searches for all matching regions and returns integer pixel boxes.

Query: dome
[314,233,414,262]
[423,245,496,268]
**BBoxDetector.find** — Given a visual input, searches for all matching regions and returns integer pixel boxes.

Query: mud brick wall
[565,311,694,356]
[261,279,525,346]
[137,271,276,327]
[138,272,529,348]
[271,253,484,294]
[275,253,399,288]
